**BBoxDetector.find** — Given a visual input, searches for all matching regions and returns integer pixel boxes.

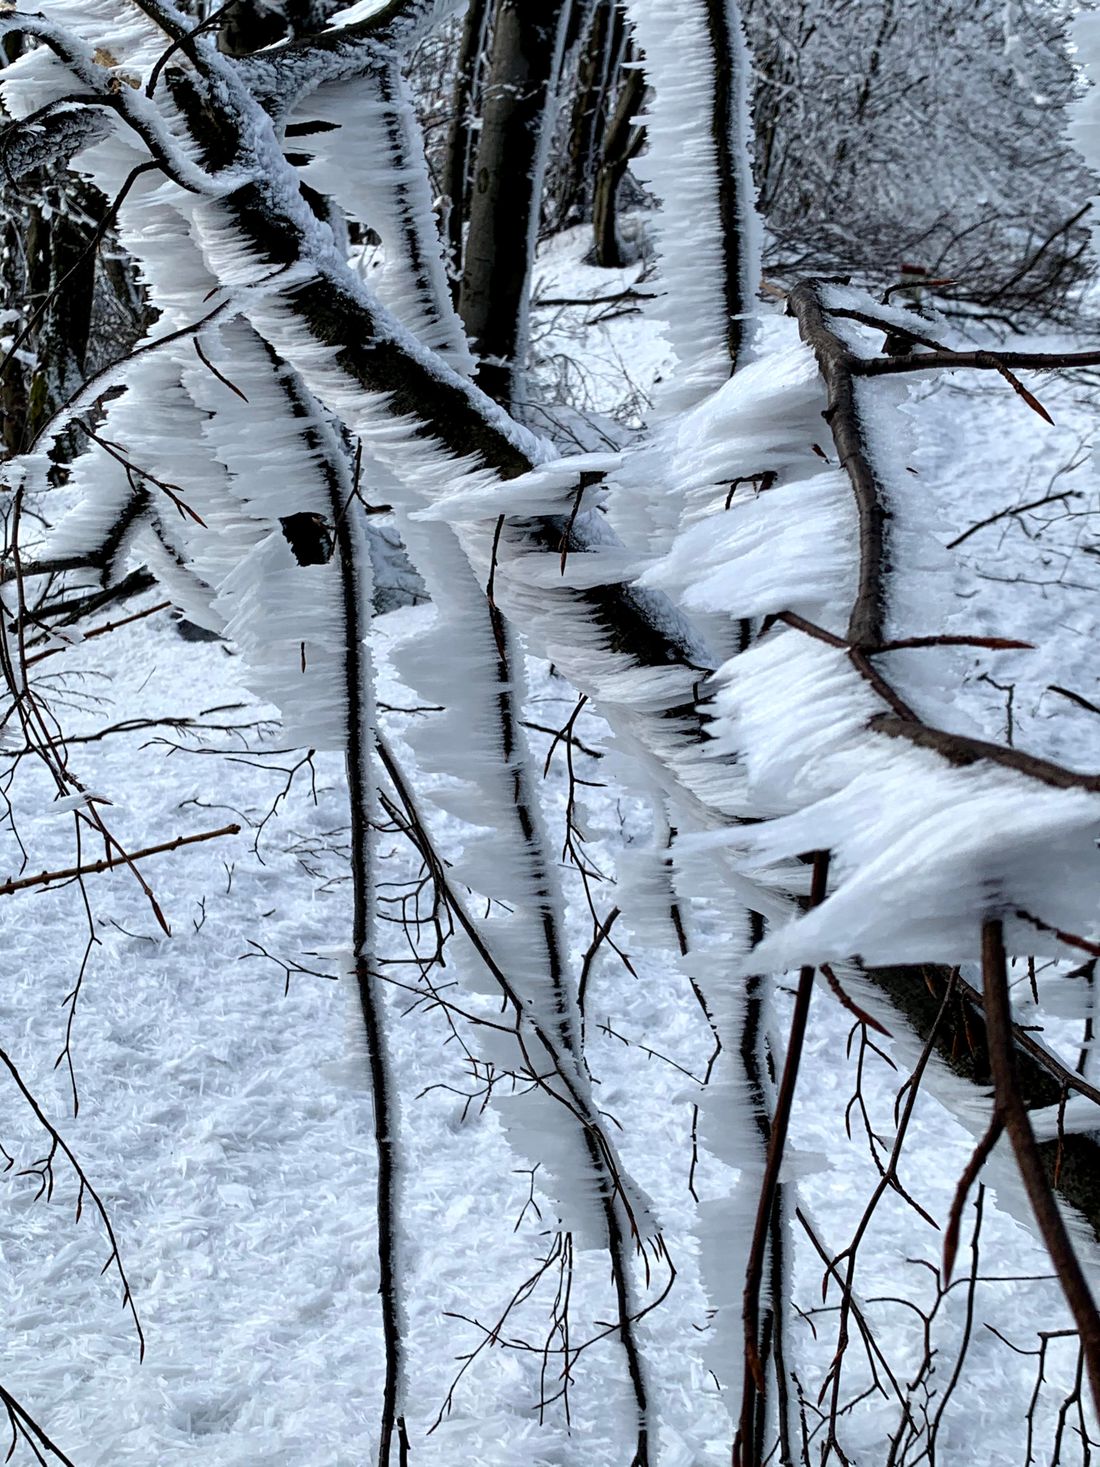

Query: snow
[4,304,1099,1459]
[4,8,1100,1460]
[0,606,724,1463]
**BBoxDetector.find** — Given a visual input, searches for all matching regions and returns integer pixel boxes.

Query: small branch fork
[0,1043,145,1360]
[786,285,1100,793]
[811,976,958,1463]
[373,731,655,1459]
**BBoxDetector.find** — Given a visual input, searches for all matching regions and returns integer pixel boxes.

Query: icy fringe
[191,116,791,1300]
[12,0,1100,1440]
[2,5,654,1250]
[283,44,654,1244]
[621,0,761,416]
[293,67,475,375]
[660,338,1099,969]
[5,0,167,78]
[594,302,1100,968]
[4,95,355,751]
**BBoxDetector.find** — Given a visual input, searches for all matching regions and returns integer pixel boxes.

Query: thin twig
[981,919,1100,1415]
[736,850,830,1466]
[0,821,239,896]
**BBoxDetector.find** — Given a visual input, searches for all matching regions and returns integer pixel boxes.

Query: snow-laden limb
[0,101,111,184]
[313,367,410,1467]
[27,0,1096,1189]
[292,66,474,373]
[0,10,249,197]
[622,0,760,414]
[5,14,665,1450]
[261,38,661,1297]
[331,0,461,41]
[631,295,1100,964]
[585,11,781,1414]
[13,0,1100,1453]
[181,323,356,749]
[242,0,463,120]
[135,34,1100,1436]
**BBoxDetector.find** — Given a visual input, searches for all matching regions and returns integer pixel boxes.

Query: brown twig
[944,1117,1003,1282]
[946,490,1081,549]
[856,345,1100,377]
[821,964,891,1037]
[24,600,172,666]
[736,850,830,1465]
[871,714,1100,794]
[0,821,239,896]
[786,282,889,648]
[980,919,1100,1416]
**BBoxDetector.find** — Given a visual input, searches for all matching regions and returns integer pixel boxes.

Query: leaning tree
[3,1,1100,1464]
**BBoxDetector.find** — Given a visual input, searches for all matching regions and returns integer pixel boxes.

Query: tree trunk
[217,1,288,56]
[458,0,572,410]
[557,0,615,226]
[592,59,645,268]
[441,0,492,291]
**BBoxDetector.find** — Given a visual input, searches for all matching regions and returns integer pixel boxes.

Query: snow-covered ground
[2,240,1100,1465]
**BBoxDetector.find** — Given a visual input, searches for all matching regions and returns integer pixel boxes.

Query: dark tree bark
[557,0,617,226]
[701,0,757,376]
[440,0,492,292]
[866,963,1100,1239]
[591,56,645,268]
[3,184,100,457]
[218,1,289,56]
[457,0,572,410]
